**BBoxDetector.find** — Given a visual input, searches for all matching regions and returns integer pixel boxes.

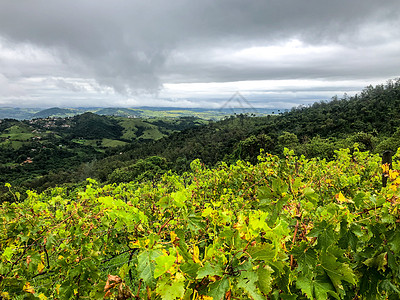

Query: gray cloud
[0,0,399,107]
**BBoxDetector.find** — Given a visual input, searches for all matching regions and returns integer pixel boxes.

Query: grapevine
[1,148,400,299]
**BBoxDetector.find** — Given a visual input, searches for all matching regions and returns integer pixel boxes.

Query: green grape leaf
[183,288,194,300]
[313,279,337,300]
[2,246,15,261]
[387,250,398,273]
[237,262,264,300]
[248,243,275,262]
[338,227,358,252]
[304,187,318,205]
[353,192,366,209]
[296,275,313,299]
[207,277,229,300]
[187,214,206,233]
[291,242,317,275]
[180,262,200,278]
[380,279,400,295]
[257,265,274,295]
[308,221,336,250]
[156,277,185,300]
[138,249,162,285]
[387,230,400,253]
[320,251,356,291]
[171,190,187,208]
[174,229,192,262]
[154,252,176,279]
[196,261,223,279]
[363,252,387,272]
[257,186,274,206]
[46,234,57,248]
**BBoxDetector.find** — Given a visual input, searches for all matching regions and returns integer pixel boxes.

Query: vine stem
[290,203,301,270]
[135,279,142,299]
[158,216,174,235]
[290,219,300,270]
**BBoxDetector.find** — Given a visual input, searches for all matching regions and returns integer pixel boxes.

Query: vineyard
[1,147,400,299]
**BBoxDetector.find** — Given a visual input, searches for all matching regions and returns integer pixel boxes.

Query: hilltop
[32,107,79,119]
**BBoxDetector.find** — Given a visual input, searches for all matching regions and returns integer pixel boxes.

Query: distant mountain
[33,107,78,118]
[95,108,143,117]
[0,106,279,120]
[0,108,40,120]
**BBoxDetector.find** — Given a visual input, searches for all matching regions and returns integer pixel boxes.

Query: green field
[101,138,127,147]
[0,125,36,149]
[139,127,165,140]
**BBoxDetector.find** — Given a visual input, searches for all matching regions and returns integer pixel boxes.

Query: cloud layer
[0,0,399,108]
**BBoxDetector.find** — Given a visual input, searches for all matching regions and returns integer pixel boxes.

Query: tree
[278,132,299,152]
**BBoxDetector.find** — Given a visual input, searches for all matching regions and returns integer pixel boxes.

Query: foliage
[108,156,169,184]
[1,147,400,299]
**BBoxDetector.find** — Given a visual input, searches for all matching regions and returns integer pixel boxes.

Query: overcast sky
[0,0,399,109]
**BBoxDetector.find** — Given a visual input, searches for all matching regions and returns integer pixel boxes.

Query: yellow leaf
[337,192,346,203]
[130,240,140,248]
[265,168,274,175]
[0,292,10,299]
[55,284,61,295]
[37,261,45,273]
[336,192,353,203]
[176,251,184,264]
[170,231,177,242]
[192,246,201,263]
[389,170,399,181]
[38,293,48,300]
[23,282,35,294]
[382,164,390,173]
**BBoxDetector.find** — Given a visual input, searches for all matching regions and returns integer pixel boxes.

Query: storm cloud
[0,0,399,108]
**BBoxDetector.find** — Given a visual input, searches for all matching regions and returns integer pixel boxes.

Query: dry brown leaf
[104,274,123,297]
[26,255,32,267]
[117,282,134,300]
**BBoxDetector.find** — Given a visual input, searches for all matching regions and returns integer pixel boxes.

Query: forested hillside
[65,79,400,186]
[2,79,400,198]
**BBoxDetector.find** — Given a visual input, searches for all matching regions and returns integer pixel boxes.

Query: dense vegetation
[1,148,400,299]
[1,79,400,299]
